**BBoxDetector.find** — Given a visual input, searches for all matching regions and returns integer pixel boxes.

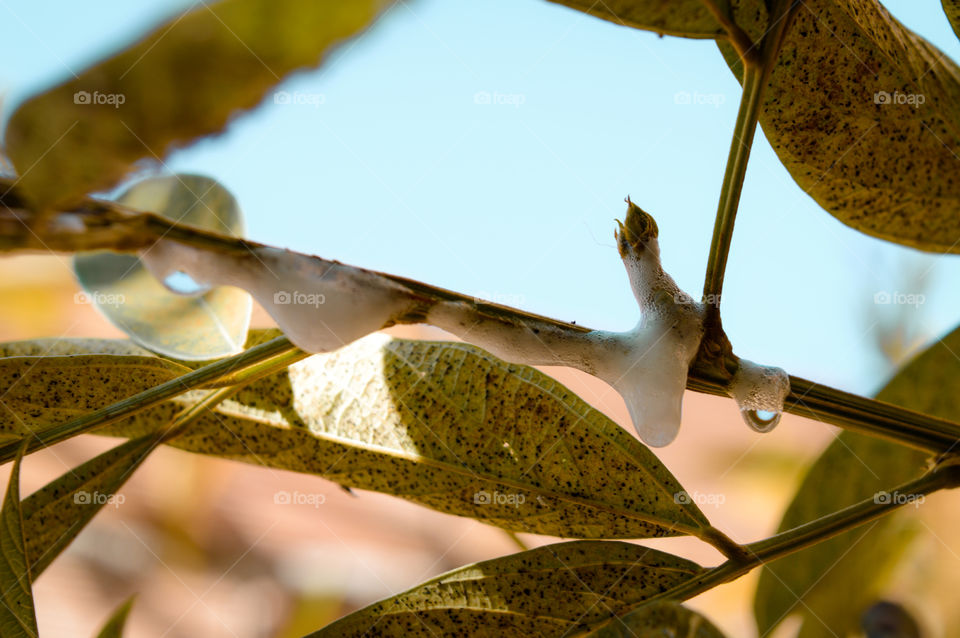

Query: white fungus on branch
[140,199,788,447]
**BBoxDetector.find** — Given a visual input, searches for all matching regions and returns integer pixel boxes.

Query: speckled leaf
[306,541,703,637]
[0,446,38,638]
[74,175,252,360]
[943,1,960,42]
[585,601,727,637]
[546,0,727,38]
[0,353,190,438]
[752,325,960,635]
[103,334,713,540]
[94,597,135,638]
[5,0,389,208]
[22,436,158,578]
[721,0,960,253]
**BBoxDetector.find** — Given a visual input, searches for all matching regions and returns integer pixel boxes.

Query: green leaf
[546,0,728,38]
[5,0,389,208]
[0,445,38,638]
[104,334,713,540]
[74,174,252,360]
[0,352,190,438]
[305,541,704,637]
[943,0,960,41]
[721,0,960,253]
[752,324,960,636]
[94,597,135,638]
[22,435,159,578]
[586,601,727,637]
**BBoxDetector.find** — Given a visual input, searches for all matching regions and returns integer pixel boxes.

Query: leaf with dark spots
[304,541,703,637]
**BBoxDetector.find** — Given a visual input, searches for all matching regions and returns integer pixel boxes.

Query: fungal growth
[140,199,789,447]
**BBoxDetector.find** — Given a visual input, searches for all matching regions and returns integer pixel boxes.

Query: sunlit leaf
[22,436,159,577]
[5,0,390,208]
[752,323,960,636]
[306,541,703,637]
[585,601,727,637]
[721,0,960,253]
[102,334,713,540]
[0,352,190,438]
[94,597,135,638]
[546,0,733,38]
[74,174,252,360]
[0,445,38,638]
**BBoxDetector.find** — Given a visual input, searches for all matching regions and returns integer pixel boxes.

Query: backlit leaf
[306,541,703,637]
[74,174,252,360]
[22,436,159,577]
[5,0,389,208]
[721,0,960,252]
[94,597,135,638]
[586,601,727,637]
[102,334,713,540]
[0,446,38,638]
[546,0,730,38]
[752,323,960,636]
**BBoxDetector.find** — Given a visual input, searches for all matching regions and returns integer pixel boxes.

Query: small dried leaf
[74,174,252,360]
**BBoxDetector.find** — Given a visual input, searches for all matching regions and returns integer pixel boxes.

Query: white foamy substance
[141,240,413,353]
[729,358,790,432]
[141,227,785,447]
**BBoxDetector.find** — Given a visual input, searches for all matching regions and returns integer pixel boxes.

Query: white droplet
[730,359,789,433]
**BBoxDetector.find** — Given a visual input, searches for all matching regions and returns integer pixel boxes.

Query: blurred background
[2,0,960,636]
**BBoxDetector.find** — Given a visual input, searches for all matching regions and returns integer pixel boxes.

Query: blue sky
[2,0,959,396]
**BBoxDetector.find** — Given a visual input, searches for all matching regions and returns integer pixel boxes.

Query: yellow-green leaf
[0,445,38,638]
[586,601,727,637]
[94,597,135,638]
[943,0,960,41]
[305,541,703,637]
[104,334,713,540]
[546,0,727,38]
[5,0,389,208]
[74,175,252,360]
[22,436,159,577]
[752,324,960,636]
[0,353,190,438]
[722,0,960,253]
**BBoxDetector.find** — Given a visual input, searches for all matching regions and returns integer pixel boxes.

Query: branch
[1,182,959,454]
[701,0,801,330]
[602,463,960,629]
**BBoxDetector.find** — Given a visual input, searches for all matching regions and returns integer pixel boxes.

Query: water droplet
[162,270,209,296]
[742,409,781,432]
